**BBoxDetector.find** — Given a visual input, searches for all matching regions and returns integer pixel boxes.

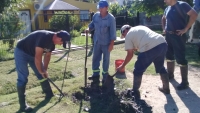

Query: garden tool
[59,41,71,100]
[103,71,118,88]
[84,32,89,88]
[47,78,64,97]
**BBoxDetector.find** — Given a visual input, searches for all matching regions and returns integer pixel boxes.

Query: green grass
[0,41,199,112]
[0,40,17,61]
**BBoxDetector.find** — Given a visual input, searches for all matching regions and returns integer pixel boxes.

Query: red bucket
[115,59,125,72]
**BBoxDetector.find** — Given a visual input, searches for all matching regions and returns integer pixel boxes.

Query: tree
[0,0,31,48]
[49,11,79,31]
[0,0,31,13]
[108,3,122,16]
[131,0,193,17]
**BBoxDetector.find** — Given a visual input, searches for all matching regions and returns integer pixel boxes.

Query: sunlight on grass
[0,43,199,113]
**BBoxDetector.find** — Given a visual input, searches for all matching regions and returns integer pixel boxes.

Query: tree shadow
[169,79,200,113]
[53,50,69,63]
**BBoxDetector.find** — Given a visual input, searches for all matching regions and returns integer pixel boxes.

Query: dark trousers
[133,43,168,77]
[165,33,188,65]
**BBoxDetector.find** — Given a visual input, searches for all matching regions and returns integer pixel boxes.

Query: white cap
[120,24,131,38]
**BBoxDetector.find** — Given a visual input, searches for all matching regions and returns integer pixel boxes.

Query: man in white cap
[117,25,170,99]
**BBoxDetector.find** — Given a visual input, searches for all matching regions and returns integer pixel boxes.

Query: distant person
[162,0,197,90]
[14,30,71,112]
[85,1,116,87]
[117,25,170,99]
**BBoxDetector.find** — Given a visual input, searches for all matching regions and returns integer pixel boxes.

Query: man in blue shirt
[188,0,200,42]
[162,0,197,90]
[86,1,116,87]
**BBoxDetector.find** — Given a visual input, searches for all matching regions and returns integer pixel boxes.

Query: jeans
[92,43,110,78]
[134,43,168,77]
[14,48,43,87]
[165,33,188,65]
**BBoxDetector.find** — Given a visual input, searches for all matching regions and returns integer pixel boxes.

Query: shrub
[0,9,24,48]
[49,11,79,31]
[70,30,80,37]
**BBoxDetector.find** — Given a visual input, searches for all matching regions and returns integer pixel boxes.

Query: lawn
[0,44,133,113]
[0,42,199,113]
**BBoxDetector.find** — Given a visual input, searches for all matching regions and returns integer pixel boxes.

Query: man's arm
[161,15,166,30]
[161,15,166,34]
[109,16,116,52]
[43,52,51,71]
[121,49,136,68]
[185,9,198,30]
[35,47,47,78]
[177,4,198,36]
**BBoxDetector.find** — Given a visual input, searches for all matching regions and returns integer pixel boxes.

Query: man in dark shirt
[162,0,197,90]
[14,30,71,112]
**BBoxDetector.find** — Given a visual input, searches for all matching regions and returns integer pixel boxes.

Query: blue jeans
[134,43,168,77]
[14,48,43,87]
[165,33,188,65]
[92,43,110,78]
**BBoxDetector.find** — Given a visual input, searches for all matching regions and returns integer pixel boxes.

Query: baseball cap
[57,30,71,48]
[120,24,131,38]
[97,0,109,9]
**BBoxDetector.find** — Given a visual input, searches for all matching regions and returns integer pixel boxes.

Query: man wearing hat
[86,0,116,87]
[117,25,170,99]
[14,30,71,112]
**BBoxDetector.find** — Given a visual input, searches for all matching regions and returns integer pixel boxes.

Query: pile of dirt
[72,86,152,113]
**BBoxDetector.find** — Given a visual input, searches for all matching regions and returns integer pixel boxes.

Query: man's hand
[85,28,89,34]
[117,64,124,72]
[108,44,113,52]
[162,30,166,34]
[176,28,188,36]
[41,71,49,78]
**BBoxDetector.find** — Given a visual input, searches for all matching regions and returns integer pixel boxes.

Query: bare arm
[177,9,198,35]
[43,52,51,71]
[161,15,166,33]
[109,40,115,52]
[35,47,44,75]
[185,9,198,31]
[121,49,136,67]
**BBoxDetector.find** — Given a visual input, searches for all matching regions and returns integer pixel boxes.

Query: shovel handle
[47,78,64,96]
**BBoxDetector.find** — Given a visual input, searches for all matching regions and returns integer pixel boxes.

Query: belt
[166,31,176,34]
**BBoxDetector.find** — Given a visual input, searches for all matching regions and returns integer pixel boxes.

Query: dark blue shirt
[164,1,192,31]
[17,30,55,57]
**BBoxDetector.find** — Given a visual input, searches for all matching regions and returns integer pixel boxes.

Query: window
[80,10,89,21]
[43,11,48,22]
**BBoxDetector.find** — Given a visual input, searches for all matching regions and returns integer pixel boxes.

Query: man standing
[162,0,197,90]
[189,0,200,42]
[14,30,71,112]
[117,25,170,99]
[86,0,116,87]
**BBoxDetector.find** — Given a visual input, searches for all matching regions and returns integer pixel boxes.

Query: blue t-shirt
[17,30,55,57]
[164,1,192,31]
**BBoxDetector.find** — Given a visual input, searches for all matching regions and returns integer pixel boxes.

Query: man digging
[117,25,170,100]
[14,30,71,112]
